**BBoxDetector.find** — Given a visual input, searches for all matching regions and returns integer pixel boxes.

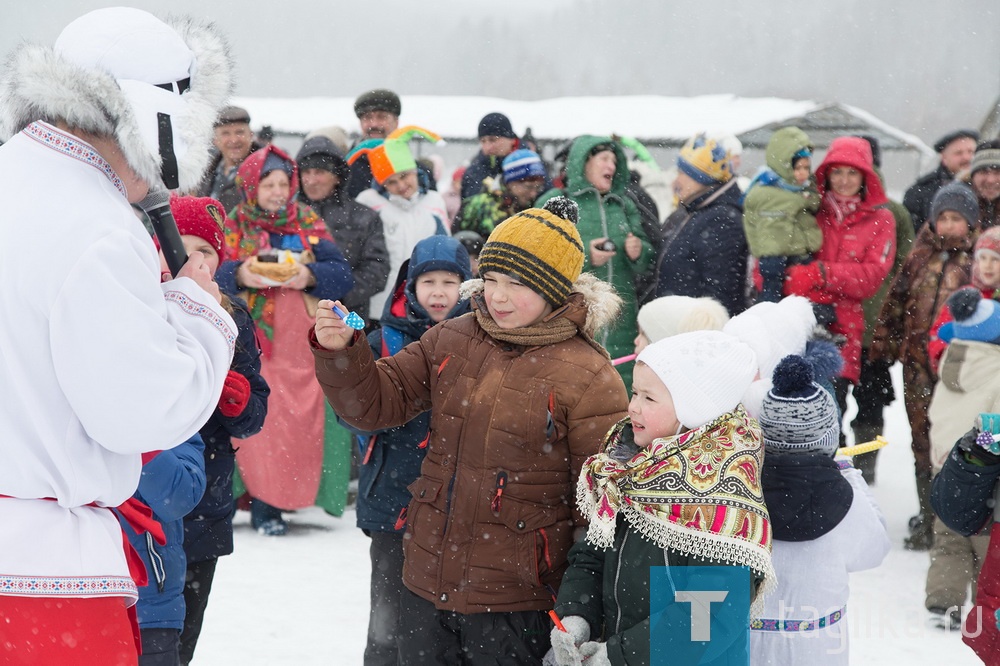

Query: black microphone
[138,189,187,277]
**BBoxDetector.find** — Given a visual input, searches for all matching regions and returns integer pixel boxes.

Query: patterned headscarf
[578,407,776,614]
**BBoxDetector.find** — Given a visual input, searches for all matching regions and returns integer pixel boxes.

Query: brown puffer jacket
[313,274,628,614]
[871,223,976,374]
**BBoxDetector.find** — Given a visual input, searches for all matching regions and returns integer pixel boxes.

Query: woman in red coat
[783,136,896,418]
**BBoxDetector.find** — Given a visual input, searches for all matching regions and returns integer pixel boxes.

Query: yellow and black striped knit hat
[477,197,584,308]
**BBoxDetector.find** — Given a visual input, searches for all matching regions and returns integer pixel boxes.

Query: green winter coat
[742,126,822,258]
[555,518,757,666]
[537,136,654,387]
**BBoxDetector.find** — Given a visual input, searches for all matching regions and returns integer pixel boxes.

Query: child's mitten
[579,641,611,666]
[550,615,590,666]
[219,370,251,417]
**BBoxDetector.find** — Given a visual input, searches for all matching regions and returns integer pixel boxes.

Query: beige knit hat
[637,296,729,344]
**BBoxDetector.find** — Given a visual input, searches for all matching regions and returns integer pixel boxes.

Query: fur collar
[460,272,622,339]
[0,15,232,192]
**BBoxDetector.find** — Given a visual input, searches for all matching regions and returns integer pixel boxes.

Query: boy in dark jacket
[350,235,472,665]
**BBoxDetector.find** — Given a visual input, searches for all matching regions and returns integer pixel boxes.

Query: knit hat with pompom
[939,287,1000,344]
[759,355,840,456]
[477,197,584,307]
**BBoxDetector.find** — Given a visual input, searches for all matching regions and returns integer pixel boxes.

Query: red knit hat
[976,226,1000,260]
[167,195,226,255]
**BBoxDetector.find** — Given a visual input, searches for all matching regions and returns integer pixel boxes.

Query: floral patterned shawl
[578,406,777,612]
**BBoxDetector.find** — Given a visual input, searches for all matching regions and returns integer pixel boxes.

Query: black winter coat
[903,164,954,232]
[297,137,391,321]
[652,179,748,315]
[183,298,269,563]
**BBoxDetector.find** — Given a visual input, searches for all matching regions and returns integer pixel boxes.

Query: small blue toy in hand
[332,304,365,331]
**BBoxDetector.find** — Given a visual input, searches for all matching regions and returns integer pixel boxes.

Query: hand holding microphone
[139,189,222,304]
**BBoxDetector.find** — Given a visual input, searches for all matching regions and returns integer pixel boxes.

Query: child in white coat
[750,355,890,665]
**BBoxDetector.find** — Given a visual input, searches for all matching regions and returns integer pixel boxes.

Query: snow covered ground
[192,365,980,664]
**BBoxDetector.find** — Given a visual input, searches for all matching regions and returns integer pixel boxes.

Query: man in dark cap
[903,129,979,230]
[346,88,436,198]
[195,105,262,214]
[460,112,521,199]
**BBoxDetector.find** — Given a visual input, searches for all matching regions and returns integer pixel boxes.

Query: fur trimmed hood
[460,272,622,339]
[0,8,232,192]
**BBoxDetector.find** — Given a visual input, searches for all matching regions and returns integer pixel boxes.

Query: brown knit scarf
[474,303,579,347]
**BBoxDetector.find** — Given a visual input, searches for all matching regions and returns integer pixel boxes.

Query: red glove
[219,370,251,418]
[783,262,830,302]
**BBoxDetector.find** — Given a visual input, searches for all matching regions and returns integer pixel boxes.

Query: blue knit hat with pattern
[759,355,840,456]
[502,149,545,184]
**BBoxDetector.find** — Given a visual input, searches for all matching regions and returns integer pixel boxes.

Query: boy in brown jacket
[312,198,629,664]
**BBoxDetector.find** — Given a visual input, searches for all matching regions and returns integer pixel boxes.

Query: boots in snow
[927,606,962,631]
[904,472,934,551]
[852,424,882,485]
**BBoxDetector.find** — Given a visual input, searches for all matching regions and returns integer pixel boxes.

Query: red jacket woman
[783,136,896,384]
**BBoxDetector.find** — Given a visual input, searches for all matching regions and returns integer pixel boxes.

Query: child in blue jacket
[120,434,207,666]
[349,235,472,665]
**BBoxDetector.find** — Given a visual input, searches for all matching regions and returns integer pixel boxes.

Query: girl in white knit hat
[546,330,777,666]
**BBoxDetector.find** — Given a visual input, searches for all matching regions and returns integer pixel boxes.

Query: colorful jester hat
[345,125,442,184]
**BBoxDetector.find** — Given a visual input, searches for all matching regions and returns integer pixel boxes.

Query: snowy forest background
[5,0,998,145]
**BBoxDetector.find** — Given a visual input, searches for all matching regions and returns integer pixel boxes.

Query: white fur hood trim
[0,13,232,192]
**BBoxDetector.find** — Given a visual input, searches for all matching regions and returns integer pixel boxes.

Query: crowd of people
[5,6,1000,666]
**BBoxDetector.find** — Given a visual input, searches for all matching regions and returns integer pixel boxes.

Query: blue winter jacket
[122,434,206,630]
[184,298,269,563]
[931,438,1000,536]
[348,247,470,533]
[653,179,748,315]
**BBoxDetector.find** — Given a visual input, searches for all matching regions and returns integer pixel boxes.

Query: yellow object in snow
[837,436,889,457]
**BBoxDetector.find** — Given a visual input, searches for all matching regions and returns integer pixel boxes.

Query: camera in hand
[596,238,617,252]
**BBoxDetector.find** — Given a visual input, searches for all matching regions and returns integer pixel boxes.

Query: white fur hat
[637,296,729,344]
[0,7,232,191]
[637,330,757,429]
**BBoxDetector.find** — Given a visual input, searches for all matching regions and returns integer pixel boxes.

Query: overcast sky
[5,1,998,144]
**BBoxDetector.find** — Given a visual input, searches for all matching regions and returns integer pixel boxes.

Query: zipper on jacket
[545,391,557,444]
[598,196,612,346]
[538,528,552,573]
[613,529,628,635]
[394,506,408,531]
[362,435,378,465]
[491,471,508,514]
[146,532,166,593]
